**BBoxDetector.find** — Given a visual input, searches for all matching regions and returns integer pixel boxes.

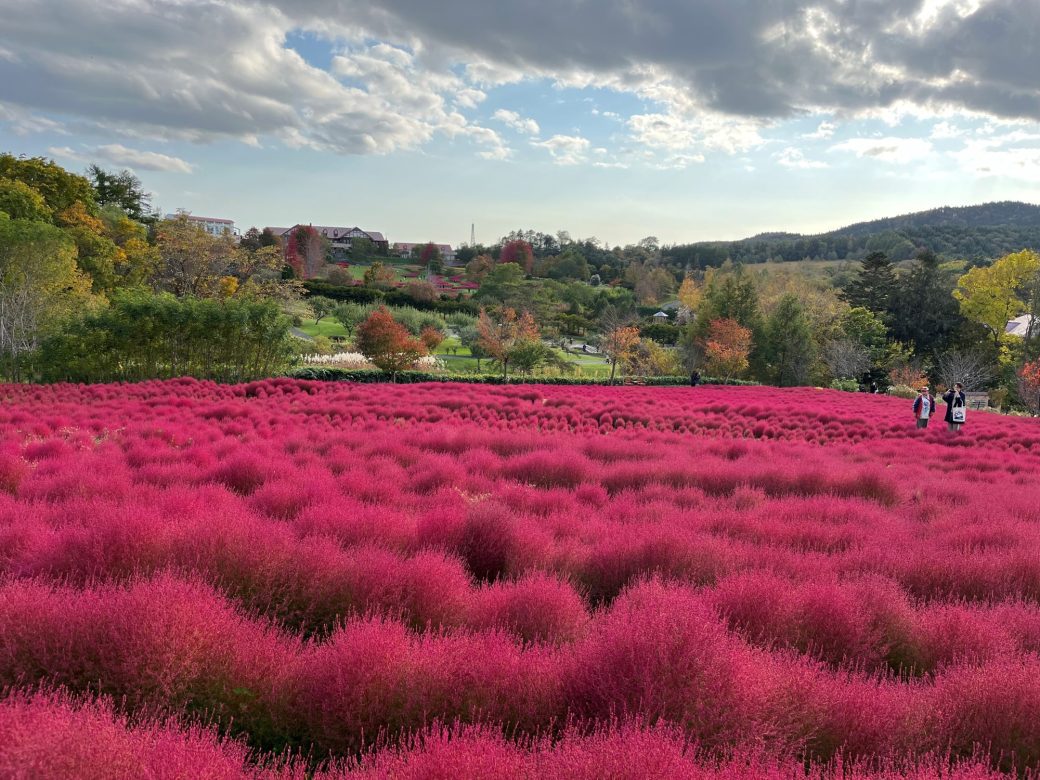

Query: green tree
[889,250,962,355]
[334,302,369,336]
[508,339,554,376]
[539,248,590,281]
[458,324,489,371]
[762,294,815,386]
[474,262,527,307]
[351,236,376,258]
[309,295,337,325]
[842,251,898,317]
[37,291,293,383]
[87,165,153,222]
[0,217,96,379]
[0,153,97,215]
[0,178,53,222]
[55,201,122,291]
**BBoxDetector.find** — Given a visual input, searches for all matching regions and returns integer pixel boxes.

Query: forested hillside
[662,202,1040,270]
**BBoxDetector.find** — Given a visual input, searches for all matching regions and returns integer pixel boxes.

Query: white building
[166,211,239,237]
[1006,314,1038,338]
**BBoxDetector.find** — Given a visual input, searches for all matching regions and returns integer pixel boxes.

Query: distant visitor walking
[690,370,701,387]
[943,383,967,432]
[913,386,936,429]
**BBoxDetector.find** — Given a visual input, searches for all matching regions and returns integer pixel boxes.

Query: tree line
[0,153,297,382]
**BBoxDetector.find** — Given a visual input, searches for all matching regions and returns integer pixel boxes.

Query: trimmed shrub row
[288,367,759,386]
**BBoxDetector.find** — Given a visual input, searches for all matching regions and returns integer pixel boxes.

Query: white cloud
[653,153,705,170]
[804,121,836,140]
[0,3,503,160]
[49,143,194,172]
[0,102,64,136]
[455,88,486,109]
[949,131,1040,181]
[532,134,590,165]
[492,109,540,136]
[5,0,1040,170]
[776,147,829,169]
[95,144,194,173]
[831,137,934,165]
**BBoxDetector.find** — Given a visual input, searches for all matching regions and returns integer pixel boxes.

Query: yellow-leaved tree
[0,216,96,379]
[677,276,702,317]
[954,249,1040,348]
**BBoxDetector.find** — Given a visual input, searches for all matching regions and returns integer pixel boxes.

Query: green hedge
[37,292,296,384]
[303,281,478,315]
[289,367,758,386]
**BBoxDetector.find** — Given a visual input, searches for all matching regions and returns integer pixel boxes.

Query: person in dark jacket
[913,386,936,429]
[943,382,966,431]
[690,370,701,387]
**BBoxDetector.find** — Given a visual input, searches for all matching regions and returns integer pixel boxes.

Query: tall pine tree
[763,294,815,387]
[843,251,897,318]
[889,249,962,356]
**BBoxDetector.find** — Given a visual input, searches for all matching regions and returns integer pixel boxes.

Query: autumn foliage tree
[354,307,427,380]
[418,242,443,274]
[283,226,328,280]
[1019,358,1040,413]
[955,249,1040,348]
[420,325,444,352]
[701,318,752,382]
[499,240,534,274]
[601,326,641,384]
[676,276,702,322]
[477,307,540,380]
[466,254,494,282]
[363,261,397,291]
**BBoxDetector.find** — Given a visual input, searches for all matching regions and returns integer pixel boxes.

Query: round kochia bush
[0,380,1037,776]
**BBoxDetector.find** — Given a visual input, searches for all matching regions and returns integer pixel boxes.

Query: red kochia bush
[563,580,765,748]
[0,576,293,744]
[0,690,274,780]
[465,571,589,643]
[0,381,1039,774]
[286,618,560,756]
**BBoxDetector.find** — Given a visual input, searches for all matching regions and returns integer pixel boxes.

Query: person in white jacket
[913,386,936,429]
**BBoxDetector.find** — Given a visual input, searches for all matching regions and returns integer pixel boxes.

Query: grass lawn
[297,318,350,339]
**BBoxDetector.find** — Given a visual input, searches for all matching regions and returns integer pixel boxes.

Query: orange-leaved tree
[601,326,641,385]
[1020,358,1040,413]
[354,307,427,380]
[420,325,444,352]
[701,318,752,382]
[477,307,539,380]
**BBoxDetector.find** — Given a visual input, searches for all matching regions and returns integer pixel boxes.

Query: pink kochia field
[2,380,1040,779]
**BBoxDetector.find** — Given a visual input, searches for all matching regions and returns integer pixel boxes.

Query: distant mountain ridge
[807,201,1040,239]
[662,201,1040,270]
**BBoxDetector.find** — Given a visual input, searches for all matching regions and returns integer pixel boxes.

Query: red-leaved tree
[1019,358,1040,413]
[499,240,534,274]
[284,231,302,278]
[286,226,324,279]
[354,307,427,380]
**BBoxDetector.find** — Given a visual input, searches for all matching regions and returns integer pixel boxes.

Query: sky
[1,0,1039,248]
